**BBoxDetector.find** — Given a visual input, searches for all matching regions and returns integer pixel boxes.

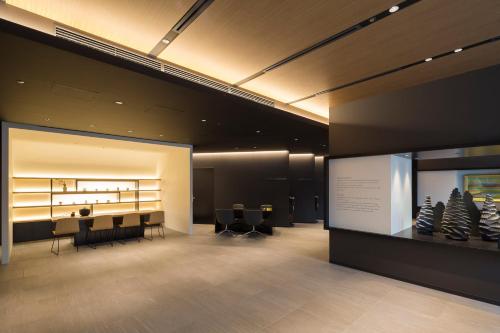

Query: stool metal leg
[51,236,59,255]
[217,224,237,237]
[241,225,265,238]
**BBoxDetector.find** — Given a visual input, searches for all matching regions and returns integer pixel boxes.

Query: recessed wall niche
[1,123,193,264]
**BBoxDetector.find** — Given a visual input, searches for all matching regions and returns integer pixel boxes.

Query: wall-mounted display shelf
[12,177,162,222]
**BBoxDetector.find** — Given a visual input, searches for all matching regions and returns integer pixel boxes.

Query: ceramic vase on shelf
[416,195,434,235]
[479,194,500,241]
[441,188,471,241]
[79,207,90,217]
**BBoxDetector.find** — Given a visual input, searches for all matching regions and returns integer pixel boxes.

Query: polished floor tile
[0,223,499,332]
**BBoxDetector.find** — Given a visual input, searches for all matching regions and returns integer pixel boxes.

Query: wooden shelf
[12,177,162,221]
[13,200,161,209]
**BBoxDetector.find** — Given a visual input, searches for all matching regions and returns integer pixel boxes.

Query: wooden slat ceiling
[241,0,500,116]
[5,0,196,53]
[301,41,500,112]
[4,0,500,122]
[158,0,394,84]
[328,41,500,107]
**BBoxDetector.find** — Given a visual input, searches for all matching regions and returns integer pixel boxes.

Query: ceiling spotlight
[16,80,25,85]
[114,101,123,105]
[127,130,133,133]
[161,39,170,44]
[389,5,399,13]
[253,146,257,149]
[454,48,463,53]
[201,119,207,122]
[294,138,299,142]
[159,134,164,137]
[44,117,50,121]
[425,57,433,62]
[256,130,261,134]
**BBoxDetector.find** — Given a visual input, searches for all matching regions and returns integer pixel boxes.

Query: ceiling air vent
[164,65,274,107]
[228,87,275,106]
[55,27,274,107]
[163,65,228,92]
[55,27,162,71]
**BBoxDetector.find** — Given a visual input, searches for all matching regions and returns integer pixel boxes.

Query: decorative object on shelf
[433,201,445,232]
[71,212,75,217]
[79,207,90,217]
[57,179,68,192]
[463,191,481,237]
[479,194,500,241]
[441,188,472,241]
[416,196,434,235]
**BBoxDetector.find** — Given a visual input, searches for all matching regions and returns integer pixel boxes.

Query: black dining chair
[232,203,245,219]
[242,209,265,238]
[215,209,237,237]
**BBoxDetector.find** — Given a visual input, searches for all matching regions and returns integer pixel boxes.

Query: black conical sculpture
[416,196,434,235]
[479,194,500,241]
[463,191,481,237]
[433,201,445,232]
[441,188,471,241]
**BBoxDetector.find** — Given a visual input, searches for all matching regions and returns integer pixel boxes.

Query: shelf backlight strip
[12,177,162,222]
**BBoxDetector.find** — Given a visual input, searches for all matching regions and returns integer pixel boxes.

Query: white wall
[417,171,458,206]
[1,122,13,264]
[329,155,412,235]
[160,147,193,234]
[390,155,413,234]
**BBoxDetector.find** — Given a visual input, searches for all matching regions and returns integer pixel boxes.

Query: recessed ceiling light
[89,124,95,128]
[16,80,25,85]
[159,134,164,137]
[425,57,433,62]
[454,48,463,53]
[389,5,399,13]
[127,130,133,133]
[256,130,261,134]
[294,138,299,141]
[162,39,170,44]
[201,119,207,122]
[253,146,257,149]
[114,101,123,105]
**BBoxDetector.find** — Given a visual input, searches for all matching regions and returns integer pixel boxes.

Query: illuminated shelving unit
[12,178,162,222]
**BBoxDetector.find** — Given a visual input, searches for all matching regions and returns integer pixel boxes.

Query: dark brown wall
[417,155,500,171]
[329,65,500,157]
[193,152,291,227]
[289,155,315,223]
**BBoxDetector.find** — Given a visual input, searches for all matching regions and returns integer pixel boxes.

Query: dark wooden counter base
[329,228,500,306]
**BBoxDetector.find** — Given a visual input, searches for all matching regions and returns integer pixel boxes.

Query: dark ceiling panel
[0,19,328,154]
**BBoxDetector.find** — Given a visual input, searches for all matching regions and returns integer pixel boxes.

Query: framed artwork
[464,174,500,202]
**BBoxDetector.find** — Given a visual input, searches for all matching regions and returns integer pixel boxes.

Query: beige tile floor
[1,223,499,333]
